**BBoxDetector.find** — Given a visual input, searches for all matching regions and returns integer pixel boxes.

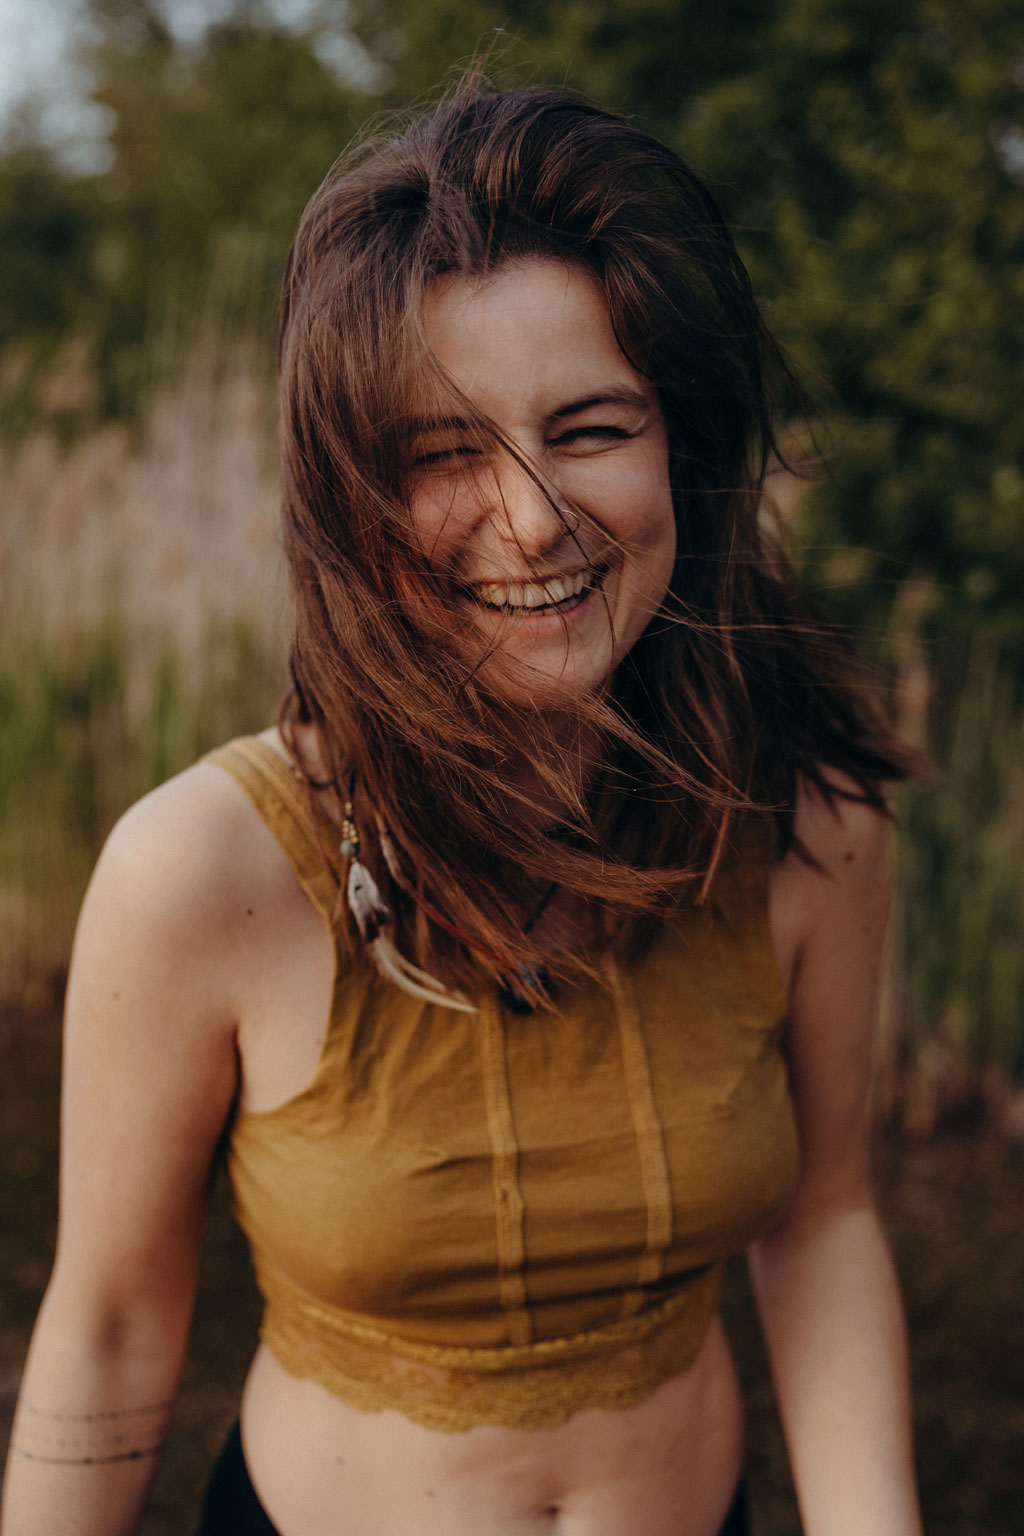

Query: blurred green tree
[0,137,97,347]
[0,0,369,414]
[80,0,369,407]
[667,0,1024,656]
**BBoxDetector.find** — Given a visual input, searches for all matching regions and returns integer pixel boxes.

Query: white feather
[346,855,475,1013]
[369,936,477,1014]
[346,859,390,942]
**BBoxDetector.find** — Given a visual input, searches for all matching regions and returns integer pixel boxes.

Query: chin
[473,648,617,712]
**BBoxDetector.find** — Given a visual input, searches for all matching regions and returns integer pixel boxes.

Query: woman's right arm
[1,768,249,1536]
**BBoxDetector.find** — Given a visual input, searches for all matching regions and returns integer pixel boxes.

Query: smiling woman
[2,77,923,1536]
[409,261,676,703]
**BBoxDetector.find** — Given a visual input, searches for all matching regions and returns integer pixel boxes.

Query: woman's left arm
[749,778,923,1536]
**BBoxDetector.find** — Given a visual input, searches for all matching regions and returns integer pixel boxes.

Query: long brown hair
[276,78,907,999]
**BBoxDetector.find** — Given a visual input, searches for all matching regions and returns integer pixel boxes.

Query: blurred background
[0,2,1021,1531]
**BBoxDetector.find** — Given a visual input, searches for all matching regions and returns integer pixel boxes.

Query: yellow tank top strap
[202,735,339,921]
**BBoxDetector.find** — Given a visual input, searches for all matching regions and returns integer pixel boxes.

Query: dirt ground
[1,1011,1021,1534]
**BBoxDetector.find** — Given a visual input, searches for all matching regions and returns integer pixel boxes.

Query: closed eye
[550,425,635,450]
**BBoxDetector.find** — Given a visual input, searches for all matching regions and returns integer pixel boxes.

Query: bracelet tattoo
[12,1398,172,1466]
[12,1443,165,1466]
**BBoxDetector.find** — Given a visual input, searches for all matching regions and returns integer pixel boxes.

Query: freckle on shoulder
[89,758,274,939]
[794,768,889,875]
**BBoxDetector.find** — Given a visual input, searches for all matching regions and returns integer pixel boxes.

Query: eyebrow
[406,389,651,437]
[548,387,652,421]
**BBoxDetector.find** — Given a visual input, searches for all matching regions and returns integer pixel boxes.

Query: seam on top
[478,991,533,1346]
[253,1253,721,1364]
[607,956,675,1321]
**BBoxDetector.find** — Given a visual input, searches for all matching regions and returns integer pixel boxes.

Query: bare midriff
[239,1316,745,1536]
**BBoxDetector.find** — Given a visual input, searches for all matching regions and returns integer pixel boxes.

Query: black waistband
[196,1421,281,1536]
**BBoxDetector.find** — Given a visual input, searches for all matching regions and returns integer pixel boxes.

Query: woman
[2,83,922,1536]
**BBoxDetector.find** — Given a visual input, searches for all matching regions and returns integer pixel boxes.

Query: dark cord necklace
[498,880,559,1014]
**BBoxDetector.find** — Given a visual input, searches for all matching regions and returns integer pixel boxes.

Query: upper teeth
[475,570,590,610]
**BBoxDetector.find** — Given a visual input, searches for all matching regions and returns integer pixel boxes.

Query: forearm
[1,1286,188,1536]
[2,773,243,1536]
[749,1199,922,1536]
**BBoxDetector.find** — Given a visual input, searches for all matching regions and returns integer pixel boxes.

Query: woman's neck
[500,714,603,830]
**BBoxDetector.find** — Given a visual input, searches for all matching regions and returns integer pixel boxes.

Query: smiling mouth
[469,565,609,616]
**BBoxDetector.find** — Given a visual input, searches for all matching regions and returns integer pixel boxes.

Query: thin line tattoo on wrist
[12,1443,165,1466]
[19,1398,173,1423]
[12,1398,172,1465]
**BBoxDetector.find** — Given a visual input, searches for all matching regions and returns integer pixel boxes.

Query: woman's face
[408,259,676,704]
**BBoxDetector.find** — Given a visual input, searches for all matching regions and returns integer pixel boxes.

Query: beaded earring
[341,783,476,1013]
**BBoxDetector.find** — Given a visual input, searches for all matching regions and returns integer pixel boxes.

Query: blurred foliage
[899,635,1024,1089]
[0,0,370,417]
[0,139,98,343]
[81,0,369,409]
[1,0,1021,653]
[1,1,1023,1079]
[0,618,284,1012]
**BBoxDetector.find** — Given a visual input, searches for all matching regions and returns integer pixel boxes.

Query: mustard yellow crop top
[205,737,798,1433]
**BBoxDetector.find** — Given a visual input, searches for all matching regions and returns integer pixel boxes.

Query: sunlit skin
[410,260,677,706]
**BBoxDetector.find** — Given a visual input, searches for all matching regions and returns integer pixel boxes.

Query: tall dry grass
[891,631,1024,1136]
[1,343,286,1012]
[2,340,284,651]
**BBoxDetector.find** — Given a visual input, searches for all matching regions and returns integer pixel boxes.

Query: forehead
[420,259,654,422]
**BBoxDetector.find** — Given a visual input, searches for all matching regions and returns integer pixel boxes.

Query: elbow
[751,1165,880,1267]
[36,1258,196,1370]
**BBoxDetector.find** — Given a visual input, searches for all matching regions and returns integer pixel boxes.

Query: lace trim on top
[257,1260,724,1433]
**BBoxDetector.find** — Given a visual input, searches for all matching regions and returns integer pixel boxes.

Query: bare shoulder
[70,750,297,1047]
[102,753,247,873]
[92,754,281,933]
[770,768,891,994]
[791,767,889,880]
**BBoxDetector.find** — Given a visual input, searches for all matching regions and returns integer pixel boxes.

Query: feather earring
[340,787,476,1014]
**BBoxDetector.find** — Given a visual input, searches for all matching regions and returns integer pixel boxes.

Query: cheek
[635,521,677,618]
[407,483,473,567]
[612,462,676,568]
[641,453,677,563]
[597,462,676,621]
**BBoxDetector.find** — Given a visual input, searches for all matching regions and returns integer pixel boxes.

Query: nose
[489,457,572,559]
